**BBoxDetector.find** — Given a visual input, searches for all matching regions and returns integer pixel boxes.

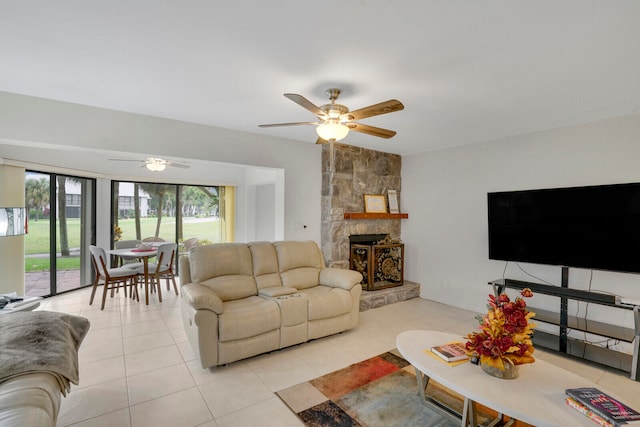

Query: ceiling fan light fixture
[146,158,167,172]
[259,89,403,143]
[316,121,349,142]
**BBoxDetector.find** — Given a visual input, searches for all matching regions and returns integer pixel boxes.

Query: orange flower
[465,289,536,370]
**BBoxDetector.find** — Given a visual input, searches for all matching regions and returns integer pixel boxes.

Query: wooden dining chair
[133,243,179,300]
[182,237,198,251]
[179,237,198,258]
[115,239,142,268]
[142,236,166,242]
[89,245,139,310]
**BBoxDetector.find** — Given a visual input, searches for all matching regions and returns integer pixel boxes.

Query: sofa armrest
[181,283,223,314]
[0,373,62,427]
[319,268,363,290]
[179,256,191,286]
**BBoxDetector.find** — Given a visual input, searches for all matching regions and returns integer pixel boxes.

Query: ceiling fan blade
[108,158,143,162]
[348,123,397,139]
[284,94,327,118]
[315,137,329,145]
[169,162,190,169]
[258,121,318,128]
[344,99,404,121]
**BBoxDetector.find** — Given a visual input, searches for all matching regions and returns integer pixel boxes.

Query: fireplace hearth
[349,234,404,291]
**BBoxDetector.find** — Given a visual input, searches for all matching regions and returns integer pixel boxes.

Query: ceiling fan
[259,88,404,144]
[107,157,190,172]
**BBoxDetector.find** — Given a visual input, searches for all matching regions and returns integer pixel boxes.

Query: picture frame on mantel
[387,190,399,214]
[364,194,387,213]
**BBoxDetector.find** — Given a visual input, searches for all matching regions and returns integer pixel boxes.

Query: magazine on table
[565,388,640,427]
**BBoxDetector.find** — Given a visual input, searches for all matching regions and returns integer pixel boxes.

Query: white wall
[254,183,276,241]
[243,167,283,242]
[0,92,321,244]
[402,112,640,331]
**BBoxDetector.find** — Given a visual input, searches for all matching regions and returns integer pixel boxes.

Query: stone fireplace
[320,143,402,269]
[319,143,419,309]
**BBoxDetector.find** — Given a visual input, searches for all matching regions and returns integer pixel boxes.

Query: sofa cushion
[189,243,254,283]
[275,241,324,290]
[280,267,321,290]
[249,242,282,289]
[218,296,281,342]
[274,241,324,271]
[200,275,257,302]
[189,244,257,301]
[297,285,352,320]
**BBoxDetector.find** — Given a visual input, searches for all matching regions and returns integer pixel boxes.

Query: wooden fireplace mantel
[343,212,408,220]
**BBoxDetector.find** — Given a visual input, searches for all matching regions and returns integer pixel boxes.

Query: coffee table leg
[486,414,512,427]
[462,397,477,427]
[414,367,430,400]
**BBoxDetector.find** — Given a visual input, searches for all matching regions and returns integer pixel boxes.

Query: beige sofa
[179,240,363,368]
[0,373,62,426]
[0,311,89,427]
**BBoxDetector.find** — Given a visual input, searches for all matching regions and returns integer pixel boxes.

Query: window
[111,181,233,246]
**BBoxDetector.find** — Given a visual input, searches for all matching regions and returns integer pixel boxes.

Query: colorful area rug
[277,350,532,427]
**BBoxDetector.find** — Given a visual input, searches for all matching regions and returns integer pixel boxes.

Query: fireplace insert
[349,234,404,291]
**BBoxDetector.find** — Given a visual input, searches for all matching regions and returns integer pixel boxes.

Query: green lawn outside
[26,256,80,272]
[115,217,221,244]
[25,217,221,272]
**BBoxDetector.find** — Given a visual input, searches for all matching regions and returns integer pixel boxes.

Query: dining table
[106,246,158,305]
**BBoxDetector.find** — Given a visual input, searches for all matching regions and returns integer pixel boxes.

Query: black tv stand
[489,268,640,381]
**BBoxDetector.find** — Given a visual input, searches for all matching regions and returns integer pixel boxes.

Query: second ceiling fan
[259,88,404,144]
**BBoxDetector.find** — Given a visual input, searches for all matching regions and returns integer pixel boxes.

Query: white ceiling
[1,1,640,156]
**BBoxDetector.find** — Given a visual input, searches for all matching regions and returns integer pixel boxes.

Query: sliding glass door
[25,171,95,296]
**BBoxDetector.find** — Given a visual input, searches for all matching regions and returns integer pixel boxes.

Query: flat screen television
[488,183,640,274]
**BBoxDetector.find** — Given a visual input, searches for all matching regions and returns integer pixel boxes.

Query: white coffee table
[396,330,618,427]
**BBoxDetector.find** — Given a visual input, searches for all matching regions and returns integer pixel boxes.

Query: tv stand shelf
[526,306,635,342]
[489,277,640,381]
[490,278,618,306]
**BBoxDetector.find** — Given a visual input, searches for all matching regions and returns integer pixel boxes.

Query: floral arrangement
[465,288,536,371]
[113,225,123,241]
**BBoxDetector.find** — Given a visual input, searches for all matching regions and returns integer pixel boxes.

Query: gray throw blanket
[0,311,90,396]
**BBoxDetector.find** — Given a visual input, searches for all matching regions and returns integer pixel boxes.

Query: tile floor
[37,285,640,427]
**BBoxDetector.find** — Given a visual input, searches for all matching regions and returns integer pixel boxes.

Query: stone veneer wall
[321,143,402,268]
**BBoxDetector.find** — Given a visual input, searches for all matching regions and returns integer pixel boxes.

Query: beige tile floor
[38,285,640,427]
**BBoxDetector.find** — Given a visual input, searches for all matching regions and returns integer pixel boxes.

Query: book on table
[565,387,640,426]
[430,341,469,362]
[566,397,616,427]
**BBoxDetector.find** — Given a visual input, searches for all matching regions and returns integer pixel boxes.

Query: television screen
[488,183,640,274]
